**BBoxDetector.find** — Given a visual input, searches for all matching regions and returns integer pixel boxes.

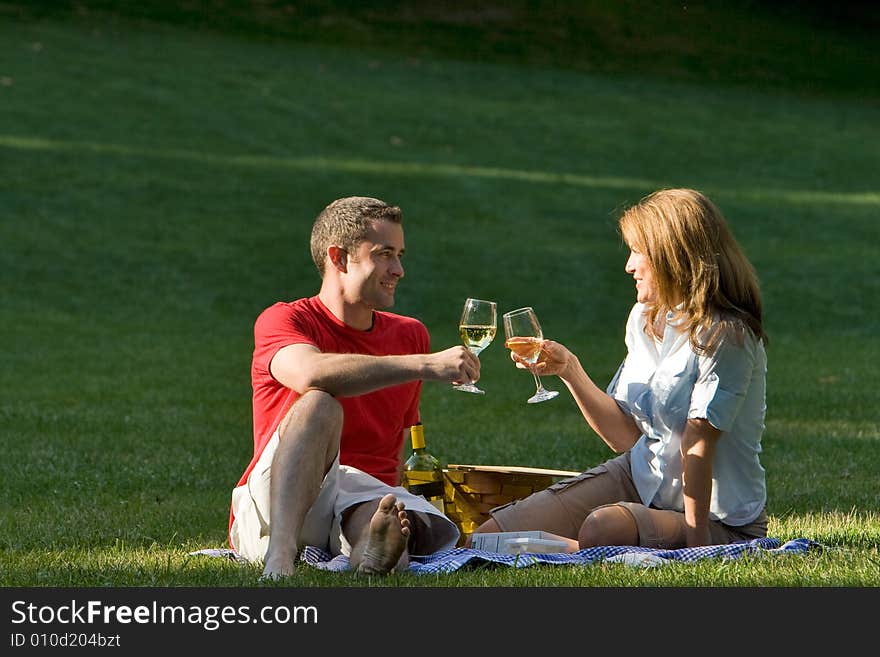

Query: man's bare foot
[260,550,298,581]
[355,494,410,575]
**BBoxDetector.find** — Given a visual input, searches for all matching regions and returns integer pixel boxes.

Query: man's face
[344,220,405,309]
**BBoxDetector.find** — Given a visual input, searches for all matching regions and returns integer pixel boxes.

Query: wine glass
[453,298,497,394]
[502,307,559,404]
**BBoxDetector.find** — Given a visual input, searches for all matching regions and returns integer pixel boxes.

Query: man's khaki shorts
[489,451,767,548]
[230,429,460,563]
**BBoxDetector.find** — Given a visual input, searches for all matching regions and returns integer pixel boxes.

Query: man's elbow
[290,371,330,395]
[271,363,322,394]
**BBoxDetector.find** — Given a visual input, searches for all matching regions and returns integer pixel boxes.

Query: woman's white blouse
[607,303,767,526]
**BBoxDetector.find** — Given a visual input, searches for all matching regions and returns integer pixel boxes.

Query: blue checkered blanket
[297,537,816,573]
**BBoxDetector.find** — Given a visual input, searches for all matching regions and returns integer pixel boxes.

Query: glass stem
[532,371,543,391]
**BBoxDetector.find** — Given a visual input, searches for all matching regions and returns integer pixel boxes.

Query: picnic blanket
[190,537,817,573]
[310,537,816,573]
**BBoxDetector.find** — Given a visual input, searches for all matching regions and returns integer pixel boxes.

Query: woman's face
[625,248,657,303]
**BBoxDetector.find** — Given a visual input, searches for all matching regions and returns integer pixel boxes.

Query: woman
[476,188,769,549]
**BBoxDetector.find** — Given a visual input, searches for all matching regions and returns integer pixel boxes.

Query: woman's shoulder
[699,314,765,361]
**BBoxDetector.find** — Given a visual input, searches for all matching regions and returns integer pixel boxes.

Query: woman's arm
[680,418,723,547]
[526,340,641,453]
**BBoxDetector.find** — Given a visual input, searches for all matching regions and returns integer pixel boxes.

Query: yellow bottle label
[404,470,442,483]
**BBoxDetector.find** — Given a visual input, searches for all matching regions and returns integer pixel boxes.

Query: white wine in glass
[502,307,559,404]
[453,298,497,394]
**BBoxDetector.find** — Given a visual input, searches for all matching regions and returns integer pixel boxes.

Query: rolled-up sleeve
[688,332,757,432]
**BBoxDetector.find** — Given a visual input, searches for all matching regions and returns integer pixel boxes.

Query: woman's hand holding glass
[502,307,559,404]
[514,339,575,379]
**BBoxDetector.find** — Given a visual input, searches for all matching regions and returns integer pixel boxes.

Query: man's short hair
[310,196,403,276]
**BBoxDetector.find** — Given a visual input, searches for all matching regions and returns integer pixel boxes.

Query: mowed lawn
[1,5,878,587]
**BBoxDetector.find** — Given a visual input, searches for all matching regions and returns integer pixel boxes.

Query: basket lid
[446,464,579,477]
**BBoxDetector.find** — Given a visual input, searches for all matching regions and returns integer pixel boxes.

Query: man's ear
[327,245,348,273]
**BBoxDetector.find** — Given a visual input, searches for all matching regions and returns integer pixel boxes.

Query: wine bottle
[403,422,445,513]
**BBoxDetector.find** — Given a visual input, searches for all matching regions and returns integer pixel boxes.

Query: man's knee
[280,390,343,439]
[578,505,638,548]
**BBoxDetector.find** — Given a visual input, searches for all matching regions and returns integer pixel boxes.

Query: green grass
[1,3,878,587]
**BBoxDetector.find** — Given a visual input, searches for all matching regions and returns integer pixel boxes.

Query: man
[229,196,478,578]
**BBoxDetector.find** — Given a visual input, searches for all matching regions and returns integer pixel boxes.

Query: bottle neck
[410,423,426,450]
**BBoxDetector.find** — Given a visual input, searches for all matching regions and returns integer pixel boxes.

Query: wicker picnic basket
[441,464,579,546]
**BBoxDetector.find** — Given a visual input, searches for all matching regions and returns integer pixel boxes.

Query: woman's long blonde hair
[618,188,767,354]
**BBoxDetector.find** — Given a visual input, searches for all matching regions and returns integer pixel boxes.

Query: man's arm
[680,418,723,547]
[270,343,480,397]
